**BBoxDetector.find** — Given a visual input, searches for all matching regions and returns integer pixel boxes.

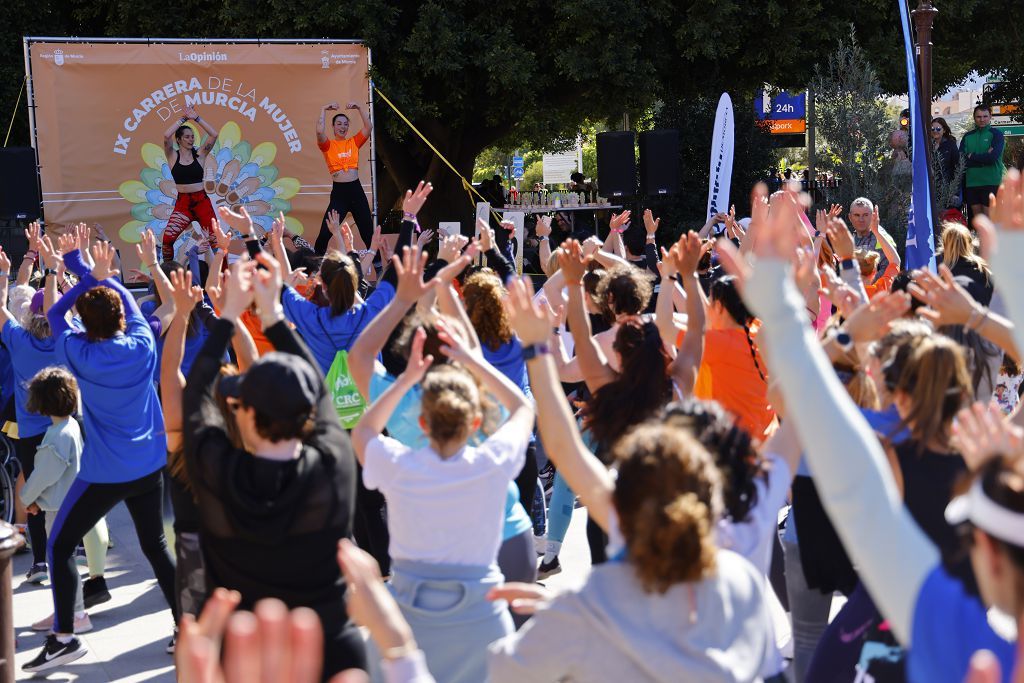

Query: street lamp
[911,1,938,114]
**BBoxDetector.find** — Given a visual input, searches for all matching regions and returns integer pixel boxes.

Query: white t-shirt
[363,420,528,566]
[715,452,791,576]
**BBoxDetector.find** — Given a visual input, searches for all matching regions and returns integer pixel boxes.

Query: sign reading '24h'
[754,91,807,134]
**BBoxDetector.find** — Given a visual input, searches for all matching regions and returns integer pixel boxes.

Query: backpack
[324,350,365,430]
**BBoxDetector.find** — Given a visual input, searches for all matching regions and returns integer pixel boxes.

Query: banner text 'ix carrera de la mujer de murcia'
[27,41,372,266]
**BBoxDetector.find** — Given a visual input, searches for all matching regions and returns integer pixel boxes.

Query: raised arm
[669,233,707,395]
[720,192,938,646]
[163,114,187,156]
[317,102,338,147]
[560,241,616,391]
[185,107,219,157]
[161,270,204,432]
[871,207,901,271]
[347,101,372,141]
[506,277,615,530]
[18,222,41,286]
[536,216,554,276]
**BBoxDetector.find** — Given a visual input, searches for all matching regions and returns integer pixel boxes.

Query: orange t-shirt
[319,132,368,174]
[694,323,777,439]
[865,262,899,299]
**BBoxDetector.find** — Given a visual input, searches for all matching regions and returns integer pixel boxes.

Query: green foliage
[810,36,910,242]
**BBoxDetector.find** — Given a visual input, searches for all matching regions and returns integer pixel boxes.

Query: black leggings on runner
[47,469,177,633]
[353,462,391,577]
[315,180,374,254]
[16,433,47,564]
[514,441,538,519]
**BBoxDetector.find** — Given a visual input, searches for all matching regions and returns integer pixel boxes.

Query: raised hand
[581,236,602,258]
[415,229,435,250]
[90,242,119,281]
[829,203,843,219]
[609,210,631,231]
[0,248,11,277]
[391,245,433,303]
[253,253,285,322]
[217,205,255,236]
[671,231,705,276]
[642,208,660,236]
[504,277,555,345]
[346,101,361,111]
[535,215,552,238]
[127,269,152,285]
[213,217,232,252]
[557,239,589,285]
[399,327,433,385]
[953,402,1024,472]
[184,106,198,120]
[324,102,340,111]
[57,232,78,258]
[477,219,495,252]
[825,218,856,261]
[870,205,881,235]
[168,269,203,319]
[339,222,355,254]
[435,241,478,284]
[842,291,912,343]
[820,268,862,319]
[438,233,469,263]
[135,229,160,269]
[220,261,256,322]
[368,225,383,253]
[38,236,62,270]
[326,210,342,240]
[285,267,309,289]
[908,266,977,326]
[402,181,433,218]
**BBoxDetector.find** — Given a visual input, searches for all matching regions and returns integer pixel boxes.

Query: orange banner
[766,119,807,134]
[27,41,372,266]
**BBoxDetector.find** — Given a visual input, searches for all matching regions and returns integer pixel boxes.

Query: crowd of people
[5,100,1024,682]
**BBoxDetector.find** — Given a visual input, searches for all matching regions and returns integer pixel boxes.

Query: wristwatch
[834,330,854,353]
[522,343,550,361]
[840,258,856,271]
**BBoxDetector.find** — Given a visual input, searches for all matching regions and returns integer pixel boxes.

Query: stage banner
[27,40,372,267]
[706,92,735,220]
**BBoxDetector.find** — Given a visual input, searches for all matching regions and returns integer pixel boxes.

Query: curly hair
[26,366,78,418]
[612,423,722,593]
[596,265,653,319]
[77,286,126,341]
[462,271,512,351]
[420,364,481,445]
[582,317,672,459]
[662,397,763,524]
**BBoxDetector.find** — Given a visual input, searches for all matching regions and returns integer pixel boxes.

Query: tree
[810,36,910,244]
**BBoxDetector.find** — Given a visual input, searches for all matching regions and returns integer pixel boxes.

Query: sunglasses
[931,127,943,132]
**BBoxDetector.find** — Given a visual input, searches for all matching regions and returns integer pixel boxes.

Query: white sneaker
[533,534,547,556]
[31,612,93,634]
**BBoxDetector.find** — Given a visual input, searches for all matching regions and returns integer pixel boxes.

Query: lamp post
[911,1,939,112]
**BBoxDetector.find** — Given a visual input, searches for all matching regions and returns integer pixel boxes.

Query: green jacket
[959,126,1005,187]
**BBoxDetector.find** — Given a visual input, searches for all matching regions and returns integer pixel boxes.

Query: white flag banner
[706,93,735,220]
[503,211,526,274]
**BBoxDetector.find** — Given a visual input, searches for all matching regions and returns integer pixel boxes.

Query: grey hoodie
[488,549,774,682]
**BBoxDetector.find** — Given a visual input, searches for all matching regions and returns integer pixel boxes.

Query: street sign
[512,156,524,169]
[754,90,807,139]
[512,166,524,179]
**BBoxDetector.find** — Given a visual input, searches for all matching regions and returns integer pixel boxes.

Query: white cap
[945,477,1024,548]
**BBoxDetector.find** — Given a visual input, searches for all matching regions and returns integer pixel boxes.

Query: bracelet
[180,116,188,124]
[194,115,202,123]
[611,228,625,234]
[522,342,551,361]
[537,236,549,241]
[146,262,158,270]
[965,306,989,332]
[403,211,417,220]
[0,272,8,278]
[24,251,37,259]
[380,643,419,661]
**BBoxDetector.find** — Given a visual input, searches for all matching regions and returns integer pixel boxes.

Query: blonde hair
[612,424,722,593]
[420,364,482,445]
[462,271,513,351]
[855,248,881,278]
[941,222,990,279]
[891,335,972,448]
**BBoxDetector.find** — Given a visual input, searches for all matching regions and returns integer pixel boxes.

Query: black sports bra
[171,150,204,185]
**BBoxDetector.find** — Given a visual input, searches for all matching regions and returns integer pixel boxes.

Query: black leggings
[16,433,47,564]
[353,462,390,577]
[316,180,374,254]
[514,441,538,519]
[47,469,177,633]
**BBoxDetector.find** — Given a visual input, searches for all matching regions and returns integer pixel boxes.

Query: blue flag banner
[898,0,937,272]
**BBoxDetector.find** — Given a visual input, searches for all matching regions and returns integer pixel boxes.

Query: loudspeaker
[639,130,679,196]
[0,148,40,220]
[596,131,636,198]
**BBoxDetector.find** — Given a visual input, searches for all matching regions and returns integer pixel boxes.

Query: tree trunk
[374,126,492,235]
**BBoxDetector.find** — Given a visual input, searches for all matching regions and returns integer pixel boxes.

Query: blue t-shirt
[282,282,395,374]
[140,299,210,382]
[0,343,13,417]
[1,320,59,439]
[54,312,166,484]
[482,337,532,400]
[909,565,1015,682]
[368,368,528,540]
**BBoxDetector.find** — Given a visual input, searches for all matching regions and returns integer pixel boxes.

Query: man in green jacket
[959,103,1005,218]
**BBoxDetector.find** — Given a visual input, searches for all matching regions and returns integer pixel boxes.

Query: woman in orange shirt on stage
[315,101,374,254]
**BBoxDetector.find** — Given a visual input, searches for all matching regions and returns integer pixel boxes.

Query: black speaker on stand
[639,130,679,196]
[596,131,636,198]
[0,147,40,222]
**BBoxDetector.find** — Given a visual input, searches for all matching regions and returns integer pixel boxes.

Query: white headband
[946,478,1024,548]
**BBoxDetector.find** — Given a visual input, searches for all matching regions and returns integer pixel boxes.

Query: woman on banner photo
[315,101,373,254]
[161,107,221,261]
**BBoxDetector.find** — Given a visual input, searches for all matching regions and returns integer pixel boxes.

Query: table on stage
[495,204,623,215]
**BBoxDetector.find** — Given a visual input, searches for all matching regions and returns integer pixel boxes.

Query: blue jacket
[1,320,59,438]
[47,251,166,483]
[281,281,395,374]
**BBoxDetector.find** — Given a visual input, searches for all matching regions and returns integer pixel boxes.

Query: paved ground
[10,498,597,682]
[11,498,801,682]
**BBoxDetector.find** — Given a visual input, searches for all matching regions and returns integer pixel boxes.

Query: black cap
[218,352,319,418]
